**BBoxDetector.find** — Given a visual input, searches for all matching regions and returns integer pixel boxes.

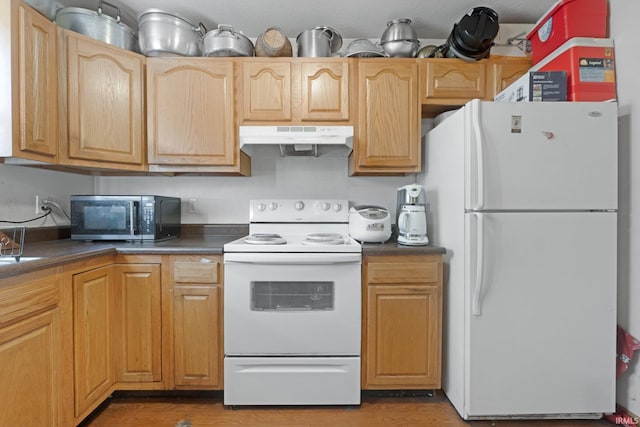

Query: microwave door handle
[131,201,140,235]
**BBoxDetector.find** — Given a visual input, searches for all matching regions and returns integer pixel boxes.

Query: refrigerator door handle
[472,212,484,316]
[472,105,485,210]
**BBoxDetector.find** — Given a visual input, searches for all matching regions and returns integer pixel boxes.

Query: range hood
[239,126,354,157]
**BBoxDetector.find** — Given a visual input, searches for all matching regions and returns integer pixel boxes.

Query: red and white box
[527,0,608,65]
[532,37,616,102]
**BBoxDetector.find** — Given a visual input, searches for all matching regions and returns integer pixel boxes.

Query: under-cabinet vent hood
[239,126,354,157]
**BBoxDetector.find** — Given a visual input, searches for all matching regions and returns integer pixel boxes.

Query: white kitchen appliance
[421,99,617,419]
[396,184,429,246]
[348,205,392,243]
[223,199,362,406]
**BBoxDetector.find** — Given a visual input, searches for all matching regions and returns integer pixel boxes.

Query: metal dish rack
[0,226,26,261]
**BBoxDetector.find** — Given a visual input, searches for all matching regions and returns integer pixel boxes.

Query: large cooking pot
[56,1,138,52]
[24,0,57,21]
[203,25,254,57]
[296,28,331,57]
[137,9,206,57]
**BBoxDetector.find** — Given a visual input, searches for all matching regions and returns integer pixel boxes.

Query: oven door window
[251,281,334,311]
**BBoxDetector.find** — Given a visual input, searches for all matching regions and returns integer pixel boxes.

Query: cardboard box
[527,0,607,64]
[532,37,616,102]
[495,71,567,102]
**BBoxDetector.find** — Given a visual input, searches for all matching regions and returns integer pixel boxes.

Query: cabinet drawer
[172,256,221,284]
[366,255,441,285]
[0,270,61,326]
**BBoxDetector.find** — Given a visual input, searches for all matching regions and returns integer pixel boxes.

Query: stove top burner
[244,233,287,245]
[302,232,345,245]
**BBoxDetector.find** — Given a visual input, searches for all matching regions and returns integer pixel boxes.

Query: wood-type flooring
[84,391,616,427]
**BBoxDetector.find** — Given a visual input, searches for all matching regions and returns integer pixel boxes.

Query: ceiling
[56,0,556,41]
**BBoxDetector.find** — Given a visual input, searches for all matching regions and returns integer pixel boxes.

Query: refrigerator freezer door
[464,211,616,417]
[465,101,617,211]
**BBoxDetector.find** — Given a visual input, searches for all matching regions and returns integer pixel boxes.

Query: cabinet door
[63,32,144,167]
[242,61,292,121]
[490,58,532,99]
[0,309,62,426]
[73,265,114,417]
[364,285,441,388]
[173,286,222,388]
[300,61,349,121]
[13,2,57,161]
[420,59,487,101]
[147,59,236,166]
[0,268,64,426]
[355,61,420,173]
[112,263,161,384]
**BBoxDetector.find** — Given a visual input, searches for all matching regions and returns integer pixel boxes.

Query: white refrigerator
[420,100,617,419]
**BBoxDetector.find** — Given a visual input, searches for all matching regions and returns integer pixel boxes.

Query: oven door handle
[224,252,361,265]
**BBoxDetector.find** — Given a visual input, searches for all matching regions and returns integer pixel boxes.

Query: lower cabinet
[72,263,114,418]
[112,261,162,385]
[170,255,223,389]
[0,268,67,426]
[362,254,443,389]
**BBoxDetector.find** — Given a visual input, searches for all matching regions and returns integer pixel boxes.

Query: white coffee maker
[396,184,429,246]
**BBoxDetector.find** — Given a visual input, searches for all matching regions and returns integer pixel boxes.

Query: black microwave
[71,195,181,241]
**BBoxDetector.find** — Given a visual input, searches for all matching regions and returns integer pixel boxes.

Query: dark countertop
[0,235,243,280]
[361,240,447,256]
[0,228,446,279]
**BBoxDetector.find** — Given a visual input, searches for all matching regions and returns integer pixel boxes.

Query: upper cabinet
[146,58,249,175]
[241,58,352,124]
[419,56,531,116]
[57,29,145,171]
[10,1,58,162]
[351,59,420,175]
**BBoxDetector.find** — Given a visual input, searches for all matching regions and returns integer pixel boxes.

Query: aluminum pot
[56,1,138,52]
[24,0,57,21]
[296,29,331,57]
[137,9,206,57]
[203,25,254,57]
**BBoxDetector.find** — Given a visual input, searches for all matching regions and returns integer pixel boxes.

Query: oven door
[224,252,361,356]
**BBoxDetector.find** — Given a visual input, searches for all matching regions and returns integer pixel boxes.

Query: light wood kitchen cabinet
[351,59,420,175]
[0,267,68,426]
[58,29,145,171]
[10,0,58,162]
[146,58,249,174]
[362,254,443,389]
[241,58,351,124]
[112,260,162,386]
[419,56,531,116]
[490,56,533,98]
[72,264,115,418]
[169,255,223,389]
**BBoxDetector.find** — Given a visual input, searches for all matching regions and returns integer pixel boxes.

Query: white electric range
[223,199,362,406]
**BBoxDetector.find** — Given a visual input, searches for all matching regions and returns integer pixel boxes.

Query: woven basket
[255,27,292,57]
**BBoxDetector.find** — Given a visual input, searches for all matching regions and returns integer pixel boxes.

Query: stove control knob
[320,202,331,211]
[256,203,267,212]
[268,202,278,211]
[333,203,342,212]
[295,201,305,211]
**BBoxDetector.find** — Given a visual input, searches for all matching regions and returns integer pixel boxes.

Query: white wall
[0,164,94,227]
[610,1,640,416]
[96,146,415,223]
